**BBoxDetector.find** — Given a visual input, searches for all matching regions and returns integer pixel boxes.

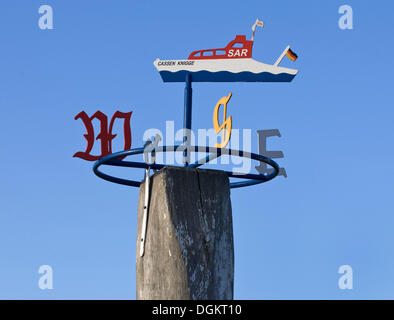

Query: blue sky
[1,0,394,299]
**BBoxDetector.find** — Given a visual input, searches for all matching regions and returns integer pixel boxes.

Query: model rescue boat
[154,19,298,82]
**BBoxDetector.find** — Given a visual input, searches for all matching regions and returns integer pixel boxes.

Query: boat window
[232,43,243,48]
[202,51,213,56]
[216,50,226,55]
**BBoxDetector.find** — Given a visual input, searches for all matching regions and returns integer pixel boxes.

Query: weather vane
[154,18,298,83]
[92,18,298,188]
[85,19,299,299]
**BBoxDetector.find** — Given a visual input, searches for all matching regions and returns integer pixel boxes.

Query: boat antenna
[251,18,264,41]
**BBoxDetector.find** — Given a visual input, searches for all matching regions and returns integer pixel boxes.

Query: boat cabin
[188,35,253,60]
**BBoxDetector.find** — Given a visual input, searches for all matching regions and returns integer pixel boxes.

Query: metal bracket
[144,134,162,173]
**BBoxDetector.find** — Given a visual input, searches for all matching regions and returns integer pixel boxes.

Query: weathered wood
[136,166,234,300]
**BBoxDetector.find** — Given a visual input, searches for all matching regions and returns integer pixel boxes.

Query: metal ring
[93,145,279,189]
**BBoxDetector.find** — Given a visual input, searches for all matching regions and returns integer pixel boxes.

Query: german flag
[286,48,298,61]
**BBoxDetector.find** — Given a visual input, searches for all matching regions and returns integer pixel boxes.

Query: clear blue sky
[1,0,394,299]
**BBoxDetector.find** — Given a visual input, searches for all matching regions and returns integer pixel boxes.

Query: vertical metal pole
[183,72,192,166]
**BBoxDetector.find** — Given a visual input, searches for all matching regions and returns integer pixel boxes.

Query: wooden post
[136,166,234,300]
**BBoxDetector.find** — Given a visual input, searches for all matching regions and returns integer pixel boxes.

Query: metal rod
[140,166,150,257]
[93,146,280,188]
[274,45,290,67]
[183,72,192,166]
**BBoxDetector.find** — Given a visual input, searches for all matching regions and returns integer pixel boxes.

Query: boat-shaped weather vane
[93,18,298,190]
[154,18,298,82]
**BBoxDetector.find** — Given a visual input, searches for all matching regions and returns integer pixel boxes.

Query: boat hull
[154,58,298,82]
